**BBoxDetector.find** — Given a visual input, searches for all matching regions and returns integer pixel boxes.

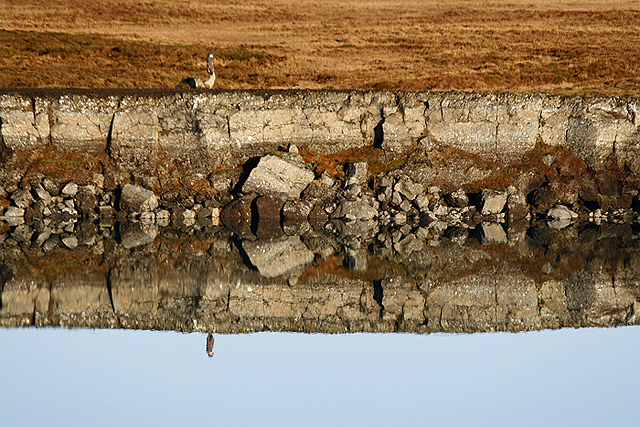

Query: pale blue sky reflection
[1,326,638,427]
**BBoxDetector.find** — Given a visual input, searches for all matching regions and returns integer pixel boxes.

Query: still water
[2,326,639,427]
[2,215,640,425]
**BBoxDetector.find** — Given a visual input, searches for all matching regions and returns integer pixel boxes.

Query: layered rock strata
[1,89,640,173]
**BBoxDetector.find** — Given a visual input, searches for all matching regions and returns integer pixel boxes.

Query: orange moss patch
[19,247,107,281]
[299,145,407,178]
[300,253,407,284]
[13,147,111,186]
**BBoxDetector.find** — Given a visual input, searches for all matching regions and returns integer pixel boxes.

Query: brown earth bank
[1,1,640,95]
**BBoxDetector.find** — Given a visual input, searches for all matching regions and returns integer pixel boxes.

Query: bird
[175,51,216,89]
[205,51,216,88]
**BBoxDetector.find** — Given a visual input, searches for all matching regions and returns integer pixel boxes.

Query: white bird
[176,51,216,89]
[205,51,216,88]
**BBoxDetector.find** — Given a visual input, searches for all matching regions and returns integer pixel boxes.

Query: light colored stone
[0,109,45,150]
[110,107,159,168]
[3,206,25,217]
[155,209,171,226]
[480,189,507,215]
[242,155,315,198]
[344,162,369,186]
[50,96,116,153]
[547,204,578,221]
[242,236,314,278]
[33,184,51,205]
[119,222,158,248]
[381,114,412,153]
[62,235,79,249]
[61,182,79,197]
[119,184,158,213]
[394,178,423,201]
[11,189,34,209]
[479,222,507,244]
[331,200,378,222]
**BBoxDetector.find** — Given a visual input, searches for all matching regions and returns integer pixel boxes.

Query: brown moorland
[1,0,640,94]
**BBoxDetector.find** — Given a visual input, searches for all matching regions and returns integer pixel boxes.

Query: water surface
[2,326,638,427]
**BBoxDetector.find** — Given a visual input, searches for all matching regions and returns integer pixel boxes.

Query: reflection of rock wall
[2,252,639,334]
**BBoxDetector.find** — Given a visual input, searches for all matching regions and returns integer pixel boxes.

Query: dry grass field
[1,0,640,94]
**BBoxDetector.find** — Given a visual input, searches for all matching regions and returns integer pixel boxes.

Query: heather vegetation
[0,0,638,94]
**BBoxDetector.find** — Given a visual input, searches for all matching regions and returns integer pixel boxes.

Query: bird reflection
[206,332,215,357]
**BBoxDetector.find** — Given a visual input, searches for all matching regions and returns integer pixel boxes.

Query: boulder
[171,207,196,228]
[42,178,60,196]
[281,199,313,221]
[119,222,158,249]
[241,155,315,198]
[345,247,368,271]
[330,200,378,222]
[479,189,507,215]
[254,194,287,240]
[242,236,314,278]
[119,184,158,213]
[282,219,311,236]
[61,182,79,197]
[308,205,329,223]
[3,206,25,217]
[394,179,423,201]
[445,188,469,207]
[219,195,256,235]
[301,181,336,205]
[546,204,578,221]
[255,193,287,219]
[75,186,98,216]
[479,222,507,244]
[344,162,369,187]
[546,205,578,229]
[61,235,79,249]
[11,224,34,244]
[255,218,285,241]
[506,188,529,218]
[530,185,557,214]
[11,188,35,209]
[33,184,52,205]
[414,193,430,211]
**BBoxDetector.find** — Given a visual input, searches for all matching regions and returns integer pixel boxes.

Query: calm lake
[1,326,639,427]
[2,216,640,426]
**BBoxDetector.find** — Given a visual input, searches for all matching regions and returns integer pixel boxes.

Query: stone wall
[2,89,640,173]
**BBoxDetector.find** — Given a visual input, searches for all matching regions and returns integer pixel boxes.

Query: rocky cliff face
[2,89,640,173]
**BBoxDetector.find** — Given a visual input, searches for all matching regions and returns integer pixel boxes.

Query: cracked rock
[242,154,315,198]
[394,179,423,201]
[11,188,35,209]
[119,183,158,214]
[445,188,469,207]
[330,199,377,222]
[480,189,507,215]
[242,235,314,278]
[61,182,79,197]
[344,162,369,187]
